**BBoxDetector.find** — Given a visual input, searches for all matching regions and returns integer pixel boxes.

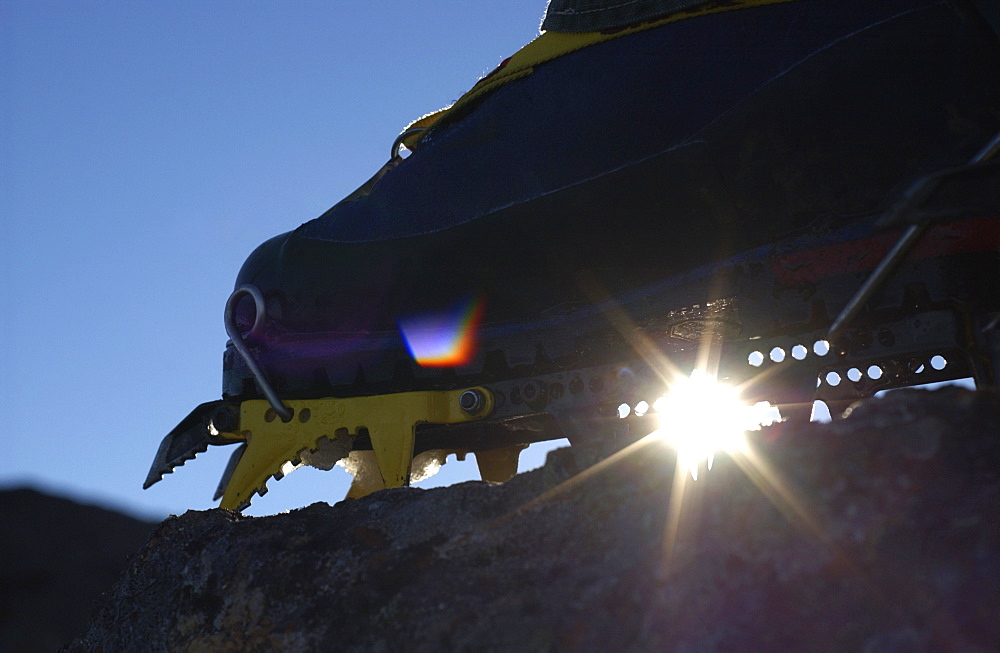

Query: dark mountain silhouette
[0,488,157,652]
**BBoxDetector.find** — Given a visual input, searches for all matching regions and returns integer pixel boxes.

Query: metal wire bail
[224,285,293,422]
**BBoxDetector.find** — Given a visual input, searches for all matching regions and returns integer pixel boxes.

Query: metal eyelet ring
[391,127,427,160]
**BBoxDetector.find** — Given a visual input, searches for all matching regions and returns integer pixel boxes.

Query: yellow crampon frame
[216,387,503,510]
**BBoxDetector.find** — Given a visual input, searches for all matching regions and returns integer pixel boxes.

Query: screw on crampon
[460,389,486,415]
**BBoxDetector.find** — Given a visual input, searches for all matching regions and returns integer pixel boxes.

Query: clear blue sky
[1,1,555,519]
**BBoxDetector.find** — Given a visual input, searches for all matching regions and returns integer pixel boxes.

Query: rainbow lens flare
[398,297,485,367]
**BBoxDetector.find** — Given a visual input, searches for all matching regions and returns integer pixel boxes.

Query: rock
[0,489,157,652]
[68,387,1000,651]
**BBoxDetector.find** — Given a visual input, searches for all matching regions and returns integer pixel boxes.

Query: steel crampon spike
[144,400,235,489]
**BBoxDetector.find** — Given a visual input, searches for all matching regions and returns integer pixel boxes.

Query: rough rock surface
[70,387,999,651]
[0,489,156,652]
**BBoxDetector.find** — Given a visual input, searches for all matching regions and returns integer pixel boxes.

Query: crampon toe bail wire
[224,284,293,422]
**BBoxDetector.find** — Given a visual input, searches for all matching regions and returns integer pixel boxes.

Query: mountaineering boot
[227,0,1000,402]
[146,0,1000,511]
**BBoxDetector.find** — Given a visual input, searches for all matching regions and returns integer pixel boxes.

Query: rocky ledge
[69,387,999,651]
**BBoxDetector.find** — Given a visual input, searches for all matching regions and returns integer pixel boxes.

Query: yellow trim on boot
[400,0,799,150]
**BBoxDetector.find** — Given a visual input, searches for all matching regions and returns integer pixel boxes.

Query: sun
[650,369,777,480]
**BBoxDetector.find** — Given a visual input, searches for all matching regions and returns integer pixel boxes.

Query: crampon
[145,0,1000,512]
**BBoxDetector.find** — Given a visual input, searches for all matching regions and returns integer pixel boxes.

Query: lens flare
[652,370,776,480]
[398,297,485,367]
